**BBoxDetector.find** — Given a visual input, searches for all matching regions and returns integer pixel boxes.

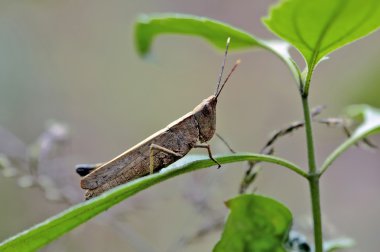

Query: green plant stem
[301,95,323,252]
[308,176,323,252]
[302,96,317,174]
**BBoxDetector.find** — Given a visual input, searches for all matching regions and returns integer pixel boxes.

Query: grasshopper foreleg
[149,144,182,174]
[194,143,221,168]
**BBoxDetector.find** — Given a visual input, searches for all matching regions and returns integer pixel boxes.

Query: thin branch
[239,106,324,193]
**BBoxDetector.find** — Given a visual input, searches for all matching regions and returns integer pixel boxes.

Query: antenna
[216,59,241,98]
[215,37,231,96]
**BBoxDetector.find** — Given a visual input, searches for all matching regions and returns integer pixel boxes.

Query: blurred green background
[0,1,379,251]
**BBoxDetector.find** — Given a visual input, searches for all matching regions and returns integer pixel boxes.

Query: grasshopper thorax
[192,95,217,143]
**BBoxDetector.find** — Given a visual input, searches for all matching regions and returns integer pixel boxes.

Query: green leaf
[213,194,292,252]
[263,0,380,92]
[321,105,380,175]
[0,152,303,252]
[135,13,263,56]
[134,13,303,84]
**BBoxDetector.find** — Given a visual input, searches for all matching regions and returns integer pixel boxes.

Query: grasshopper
[76,38,240,199]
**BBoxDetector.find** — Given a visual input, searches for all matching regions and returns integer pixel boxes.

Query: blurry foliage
[0,121,71,203]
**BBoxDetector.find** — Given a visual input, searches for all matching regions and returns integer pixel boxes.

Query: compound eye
[202,104,212,116]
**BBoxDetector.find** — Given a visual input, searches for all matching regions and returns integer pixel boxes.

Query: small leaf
[263,0,380,71]
[0,152,301,251]
[321,105,380,174]
[135,13,263,56]
[213,194,292,252]
[134,13,303,86]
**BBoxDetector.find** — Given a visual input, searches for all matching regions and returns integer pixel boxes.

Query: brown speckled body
[81,95,217,199]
